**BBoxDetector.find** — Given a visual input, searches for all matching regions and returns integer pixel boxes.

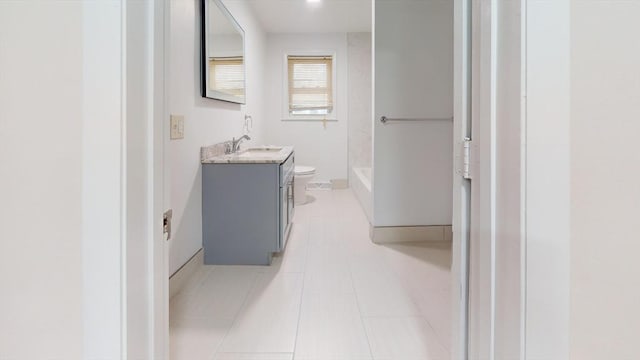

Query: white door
[462,0,499,358]
[451,0,472,359]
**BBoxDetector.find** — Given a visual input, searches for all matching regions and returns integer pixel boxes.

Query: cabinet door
[202,164,279,265]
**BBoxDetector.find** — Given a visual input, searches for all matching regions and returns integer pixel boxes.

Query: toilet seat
[295,166,316,176]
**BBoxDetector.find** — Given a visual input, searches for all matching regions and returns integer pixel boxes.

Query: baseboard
[169,248,204,300]
[369,225,452,244]
[331,178,349,189]
[307,179,349,190]
[307,181,332,190]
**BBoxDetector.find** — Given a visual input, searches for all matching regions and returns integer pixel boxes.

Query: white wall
[169,0,267,275]
[264,33,349,183]
[347,32,373,171]
[522,3,640,358]
[570,2,640,359]
[0,2,83,358]
[209,34,243,57]
[373,0,453,227]
[525,1,572,359]
[0,1,155,357]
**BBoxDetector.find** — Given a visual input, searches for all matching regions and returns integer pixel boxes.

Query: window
[287,55,333,116]
[209,57,245,100]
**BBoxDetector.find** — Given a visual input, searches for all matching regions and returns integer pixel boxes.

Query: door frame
[150,0,170,358]
[458,1,572,358]
[467,0,499,358]
[454,0,529,359]
[144,1,531,360]
[451,0,472,358]
[82,0,170,358]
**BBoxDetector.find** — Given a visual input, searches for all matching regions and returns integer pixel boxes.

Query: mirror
[201,0,245,104]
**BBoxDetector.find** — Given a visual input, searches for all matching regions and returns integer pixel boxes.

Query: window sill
[281,118,338,122]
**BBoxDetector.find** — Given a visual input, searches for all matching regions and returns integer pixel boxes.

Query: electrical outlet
[170,115,184,140]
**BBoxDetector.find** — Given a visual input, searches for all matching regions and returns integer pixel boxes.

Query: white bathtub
[351,167,373,222]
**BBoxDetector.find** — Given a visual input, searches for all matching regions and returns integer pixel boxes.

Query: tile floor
[170,189,452,360]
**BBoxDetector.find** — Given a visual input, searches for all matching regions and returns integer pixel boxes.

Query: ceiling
[242,0,372,34]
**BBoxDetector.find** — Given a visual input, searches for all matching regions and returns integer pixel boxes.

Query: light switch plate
[170,115,184,140]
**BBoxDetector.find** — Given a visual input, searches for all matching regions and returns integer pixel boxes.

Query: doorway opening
[160,0,472,359]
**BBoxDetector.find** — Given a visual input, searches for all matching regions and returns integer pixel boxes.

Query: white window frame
[281,50,338,121]
[208,56,245,101]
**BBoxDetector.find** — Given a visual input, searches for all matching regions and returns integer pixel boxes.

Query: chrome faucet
[230,134,251,153]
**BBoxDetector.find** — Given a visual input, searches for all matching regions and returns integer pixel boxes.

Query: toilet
[294,166,316,205]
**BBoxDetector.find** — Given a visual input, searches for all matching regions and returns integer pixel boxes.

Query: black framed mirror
[201,0,246,104]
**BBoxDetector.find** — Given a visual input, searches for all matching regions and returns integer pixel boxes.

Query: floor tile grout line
[208,268,263,360]
[377,242,453,352]
[171,268,235,360]
[171,190,451,360]
[212,214,311,358]
[420,313,453,354]
[359,314,452,356]
[381,243,437,315]
[345,219,377,360]
[169,266,216,316]
[360,315,429,319]
[343,200,449,359]
[213,352,294,360]
[409,291,453,352]
[290,217,312,360]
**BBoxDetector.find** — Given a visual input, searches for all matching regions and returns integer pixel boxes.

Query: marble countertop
[201,145,294,164]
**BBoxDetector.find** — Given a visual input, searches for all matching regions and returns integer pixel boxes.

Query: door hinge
[461,137,472,180]
[163,209,173,241]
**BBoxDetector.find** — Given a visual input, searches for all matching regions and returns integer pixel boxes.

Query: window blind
[209,57,244,96]
[287,56,333,114]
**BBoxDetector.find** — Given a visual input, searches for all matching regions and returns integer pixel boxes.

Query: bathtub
[351,167,373,222]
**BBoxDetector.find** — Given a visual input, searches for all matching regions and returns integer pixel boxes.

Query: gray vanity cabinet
[202,153,294,265]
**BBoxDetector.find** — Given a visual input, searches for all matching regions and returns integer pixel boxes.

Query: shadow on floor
[381,241,452,270]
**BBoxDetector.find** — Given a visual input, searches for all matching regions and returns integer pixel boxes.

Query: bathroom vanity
[201,146,294,265]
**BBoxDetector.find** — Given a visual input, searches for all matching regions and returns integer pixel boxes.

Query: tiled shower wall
[347,32,373,177]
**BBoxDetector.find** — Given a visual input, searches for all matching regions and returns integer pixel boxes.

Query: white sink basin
[247,147,282,152]
[238,147,283,157]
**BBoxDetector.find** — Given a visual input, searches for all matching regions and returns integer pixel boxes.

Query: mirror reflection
[202,0,245,103]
